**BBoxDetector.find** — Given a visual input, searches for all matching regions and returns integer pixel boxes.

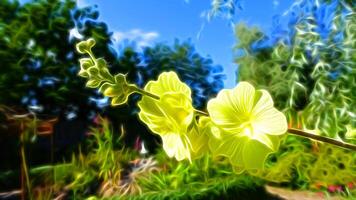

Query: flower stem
[195,109,209,116]
[287,128,356,151]
[85,50,97,65]
[135,87,160,100]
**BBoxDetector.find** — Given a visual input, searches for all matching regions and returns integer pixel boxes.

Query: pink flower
[93,115,100,125]
[327,185,342,193]
[327,185,337,193]
[134,137,141,151]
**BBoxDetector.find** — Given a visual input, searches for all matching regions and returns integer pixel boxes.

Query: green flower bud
[100,74,137,106]
[87,66,99,77]
[86,79,102,88]
[78,69,89,78]
[76,38,96,54]
[79,58,94,70]
[111,95,129,106]
[114,74,126,83]
[96,58,107,69]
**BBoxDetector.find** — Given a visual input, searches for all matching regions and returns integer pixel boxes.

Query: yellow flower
[138,71,207,161]
[207,82,287,172]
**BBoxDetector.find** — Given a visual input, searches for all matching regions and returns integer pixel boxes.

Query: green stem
[135,87,160,100]
[20,128,32,200]
[194,109,209,116]
[85,50,97,65]
[288,128,356,151]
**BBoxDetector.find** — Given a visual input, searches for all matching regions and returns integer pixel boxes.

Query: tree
[118,40,226,109]
[234,0,355,138]
[0,0,226,151]
[0,0,117,120]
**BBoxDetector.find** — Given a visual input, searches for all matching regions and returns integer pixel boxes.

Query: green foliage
[234,23,291,110]
[85,116,126,182]
[28,118,268,199]
[29,116,134,199]
[27,114,356,199]
[251,135,356,191]
[0,0,116,118]
[232,0,356,194]
[92,150,265,200]
[201,0,242,28]
[235,1,356,138]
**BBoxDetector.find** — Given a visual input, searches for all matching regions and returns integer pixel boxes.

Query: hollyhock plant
[137,72,208,161]
[207,82,287,172]
[76,38,356,174]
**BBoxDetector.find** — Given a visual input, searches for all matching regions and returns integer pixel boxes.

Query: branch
[287,128,356,151]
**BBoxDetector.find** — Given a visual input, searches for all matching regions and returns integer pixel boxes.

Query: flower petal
[252,109,287,136]
[233,82,257,114]
[207,90,244,133]
[138,99,171,134]
[209,132,247,167]
[145,71,191,98]
[186,117,210,159]
[242,139,275,169]
[139,92,193,135]
[251,90,274,114]
[251,90,287,136]
[207,82,257,134]
[161,133,190,161]
[138,72,194,135]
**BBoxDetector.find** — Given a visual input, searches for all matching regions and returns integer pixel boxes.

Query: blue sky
[78,0,294,88]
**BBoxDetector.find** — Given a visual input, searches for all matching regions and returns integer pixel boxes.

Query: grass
[2,116,356,200]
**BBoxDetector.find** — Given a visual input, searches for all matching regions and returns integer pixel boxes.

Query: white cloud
[273,0,280,8]
[112,29,159,48]
[77,0,90,7]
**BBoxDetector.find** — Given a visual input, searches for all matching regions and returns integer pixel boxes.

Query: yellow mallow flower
[138,71,207,161]
[207,82,287,172]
